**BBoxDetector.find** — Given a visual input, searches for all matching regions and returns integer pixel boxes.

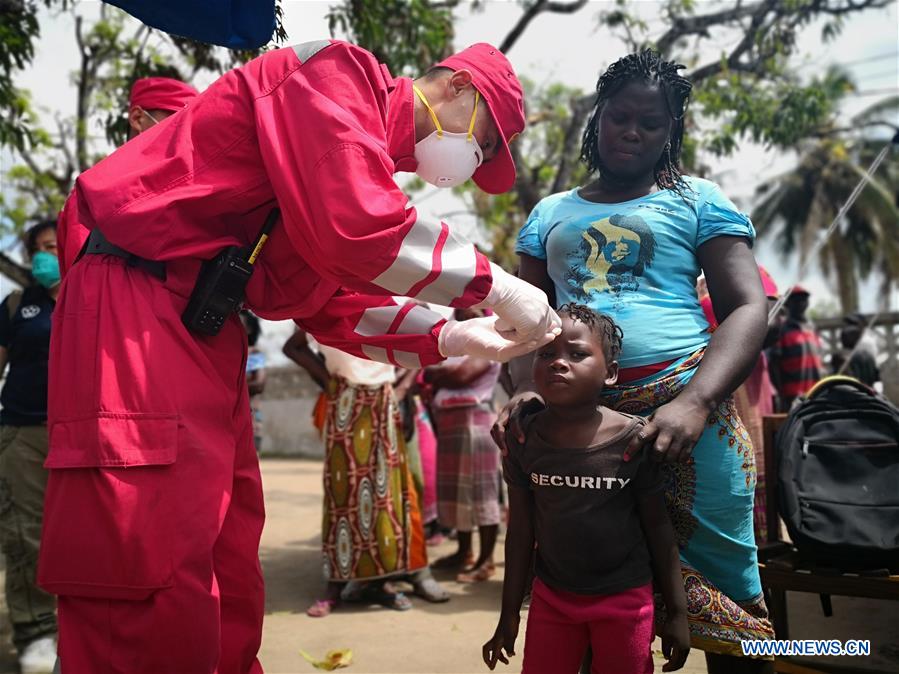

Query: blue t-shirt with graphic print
[515,177,755,368]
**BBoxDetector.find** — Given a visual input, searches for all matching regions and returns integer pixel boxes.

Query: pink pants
[39,256,265,673]
[415,398,438,523]
[523,578,654,674]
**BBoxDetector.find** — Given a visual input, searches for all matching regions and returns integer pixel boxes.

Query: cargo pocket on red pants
[38,414,178,601]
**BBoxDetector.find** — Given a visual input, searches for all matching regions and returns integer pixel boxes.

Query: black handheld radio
[181,208,279,336]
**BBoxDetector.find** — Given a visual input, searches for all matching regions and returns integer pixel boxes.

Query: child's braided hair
[558,303,624,363]
[580,49,693,198]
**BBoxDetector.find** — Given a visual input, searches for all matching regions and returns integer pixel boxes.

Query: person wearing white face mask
[412,76,486,188]
[405,54,563,351]
[43,40,559,673]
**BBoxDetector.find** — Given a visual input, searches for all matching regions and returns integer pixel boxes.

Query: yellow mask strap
[413,85,481,141]
[467,90,480,141]
[413,85,443,137]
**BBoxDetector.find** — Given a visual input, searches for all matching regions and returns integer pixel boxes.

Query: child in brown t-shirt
[483,304,689,673]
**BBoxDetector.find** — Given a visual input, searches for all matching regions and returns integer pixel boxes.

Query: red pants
[523,578,654,674]
[39,256,265,673]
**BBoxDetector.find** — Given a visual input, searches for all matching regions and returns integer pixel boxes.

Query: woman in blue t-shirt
[498,51,775,672]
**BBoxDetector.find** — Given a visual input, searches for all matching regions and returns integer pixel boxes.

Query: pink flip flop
[306,599,337,618]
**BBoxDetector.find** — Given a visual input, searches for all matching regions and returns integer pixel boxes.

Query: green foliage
[0,0,49,149]
[808,296,841,320]
[0,1,285,240]
[696,67,853,155]
[327,0,454,75]
[1,0,894,291]
[323,0,894,277]
[1,162,66,227]
[752,115,899,313]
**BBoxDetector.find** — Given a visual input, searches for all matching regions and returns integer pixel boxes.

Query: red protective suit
[41,40,508,673]
[57,77,200,277]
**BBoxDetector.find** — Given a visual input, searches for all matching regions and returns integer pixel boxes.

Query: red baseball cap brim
[435,44,524,195]
[471,120,516,195]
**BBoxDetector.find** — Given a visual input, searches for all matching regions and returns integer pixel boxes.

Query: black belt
[81,229,167,281]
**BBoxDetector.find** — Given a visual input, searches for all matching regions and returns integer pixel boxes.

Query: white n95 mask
[413,85,484,188]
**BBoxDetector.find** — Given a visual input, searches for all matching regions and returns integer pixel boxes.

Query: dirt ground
[0,458,896,673]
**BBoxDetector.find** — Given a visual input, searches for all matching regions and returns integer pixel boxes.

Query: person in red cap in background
[698,265,783,540]
[56,76,199,276]
[126,76,199,138]
[39,40,559,673]
[769,285,824,412]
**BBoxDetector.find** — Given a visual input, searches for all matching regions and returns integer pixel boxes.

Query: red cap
[129,77,199,113]
[758,265,779,298]
[435,43,525,195]
[791,284,811,297]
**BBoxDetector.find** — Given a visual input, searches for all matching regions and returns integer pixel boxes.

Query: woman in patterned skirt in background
[283,328,448,617]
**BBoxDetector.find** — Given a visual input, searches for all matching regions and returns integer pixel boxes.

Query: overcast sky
[2,1,897,359]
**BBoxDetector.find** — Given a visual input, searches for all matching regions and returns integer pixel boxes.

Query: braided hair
[558,303,624,363]
[581,49,692,197]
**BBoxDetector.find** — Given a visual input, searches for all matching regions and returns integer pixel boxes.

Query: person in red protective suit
[57,76,199,277]
[39,40,560,673]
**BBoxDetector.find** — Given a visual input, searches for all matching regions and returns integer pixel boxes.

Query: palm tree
[752,98,899,314]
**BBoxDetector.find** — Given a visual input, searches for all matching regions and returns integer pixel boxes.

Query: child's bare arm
[638,491,685,616]
[637,490,690,672]
[483,485,534,669]
[501,485,535,618]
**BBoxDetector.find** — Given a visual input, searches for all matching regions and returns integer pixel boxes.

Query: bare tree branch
[544,0,588,10]
[551,95,593,193]
[619,17,640,53]
[131,22,153,80]
[74,19,120,172]
[510,141,541,215]
[15,151,69,204]
[811,120,899,137]
[54,114,74,181]
[526,111,554,125]
[74,14,85,55]
[689,56,765,83]
[656,0,763,55]
[685,0,781,84]
[655,0,892,59]
[75,16,92,172]
[500,0,589,53]
[0,251,30,287]
[815,0,892,16]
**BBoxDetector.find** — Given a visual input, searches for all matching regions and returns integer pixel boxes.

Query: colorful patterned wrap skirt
[602,350,775,657]
[321,376,427,582]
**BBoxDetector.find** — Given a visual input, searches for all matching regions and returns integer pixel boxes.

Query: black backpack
[776,376,899,572]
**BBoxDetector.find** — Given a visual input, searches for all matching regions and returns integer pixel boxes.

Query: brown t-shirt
[503,413,663,596]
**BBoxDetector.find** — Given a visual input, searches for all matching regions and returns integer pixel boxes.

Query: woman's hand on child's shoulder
[482,614,521,670]
[491,391,544,455]
[623,396,709,464]
[660,612,691,672]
